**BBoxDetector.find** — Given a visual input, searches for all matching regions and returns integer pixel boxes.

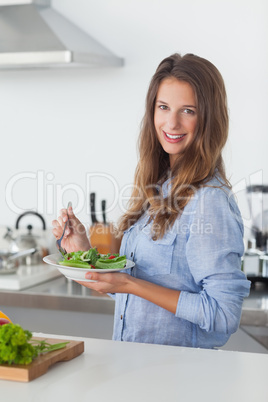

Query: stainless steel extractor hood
[0,0,123,69]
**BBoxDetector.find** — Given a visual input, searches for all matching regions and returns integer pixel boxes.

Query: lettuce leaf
[58,248,126,269]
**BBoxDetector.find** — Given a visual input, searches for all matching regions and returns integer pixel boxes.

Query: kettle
[4,211,49,265]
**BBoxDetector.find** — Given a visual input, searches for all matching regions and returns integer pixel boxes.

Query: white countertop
[1,333,268,402]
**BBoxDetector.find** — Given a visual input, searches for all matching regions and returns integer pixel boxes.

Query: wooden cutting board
[0,336,84,382]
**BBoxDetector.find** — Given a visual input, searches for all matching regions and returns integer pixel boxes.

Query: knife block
[89,223,121,255]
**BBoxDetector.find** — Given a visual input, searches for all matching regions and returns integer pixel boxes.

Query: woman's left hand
[76,272,132,294]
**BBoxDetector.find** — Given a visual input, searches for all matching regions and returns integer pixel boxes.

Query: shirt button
[130,252,133,257]
[120,315,123,320]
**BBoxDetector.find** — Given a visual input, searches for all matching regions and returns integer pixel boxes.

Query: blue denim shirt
[112,177,251,348]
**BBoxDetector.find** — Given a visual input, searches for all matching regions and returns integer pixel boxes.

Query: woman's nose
[167,112,181,130]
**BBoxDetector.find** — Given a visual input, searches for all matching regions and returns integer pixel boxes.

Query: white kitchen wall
[0,0,267,242]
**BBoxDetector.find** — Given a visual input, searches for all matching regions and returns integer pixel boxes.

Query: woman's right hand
[52,205,90,253]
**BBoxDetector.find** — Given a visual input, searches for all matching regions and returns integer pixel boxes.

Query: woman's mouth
[163,131,186,143]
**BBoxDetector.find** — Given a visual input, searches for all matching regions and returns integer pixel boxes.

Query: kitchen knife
[101,200,107,225]
[90,193,98,224]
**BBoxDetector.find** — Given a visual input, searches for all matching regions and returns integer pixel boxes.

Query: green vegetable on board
[0,323,69,365]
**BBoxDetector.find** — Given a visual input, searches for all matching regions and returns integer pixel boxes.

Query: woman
[52,53,251,348]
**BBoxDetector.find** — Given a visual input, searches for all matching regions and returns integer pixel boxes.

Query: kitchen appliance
[242,239,263,277]
[0,211,61,290]
[259,239,268,278]
[0,0,123,70]
[89,193,121,254]
[4,211,49,265]
[246,185,268,250]
[260,254,268,277]
[244,185,268,283]
[0,248,36,274]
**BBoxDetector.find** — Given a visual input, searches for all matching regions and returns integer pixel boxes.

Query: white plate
[43,253,135,282]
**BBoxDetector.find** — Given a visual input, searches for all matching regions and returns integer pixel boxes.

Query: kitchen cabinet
[2,306,114,340]
[1,277,114,339]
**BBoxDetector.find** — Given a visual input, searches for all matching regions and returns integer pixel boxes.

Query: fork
[56,201,72,256]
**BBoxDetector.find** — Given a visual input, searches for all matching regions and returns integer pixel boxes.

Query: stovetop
[0,263,61,290]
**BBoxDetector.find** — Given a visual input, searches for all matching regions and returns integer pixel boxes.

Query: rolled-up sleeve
[175,187,251,334]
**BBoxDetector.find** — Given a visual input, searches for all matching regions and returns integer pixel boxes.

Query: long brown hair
[118,53,230,239]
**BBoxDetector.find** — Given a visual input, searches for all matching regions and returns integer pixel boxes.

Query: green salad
[59,247,127,270]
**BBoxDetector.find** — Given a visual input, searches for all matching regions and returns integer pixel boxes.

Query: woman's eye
[182,108,195,114]
[159,105,168,110]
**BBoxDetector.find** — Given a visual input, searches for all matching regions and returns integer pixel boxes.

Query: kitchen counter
[1,332,268,402]
[0,276,114,315]
[1,274,268,350]
[1,274,268,321]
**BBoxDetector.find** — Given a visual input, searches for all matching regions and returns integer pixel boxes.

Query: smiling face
[154,77,198,168]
